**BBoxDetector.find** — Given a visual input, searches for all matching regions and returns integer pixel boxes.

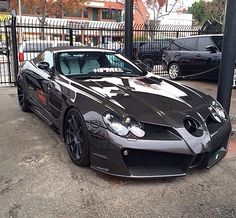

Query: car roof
[175,34,223,40]
[45,46,116,53]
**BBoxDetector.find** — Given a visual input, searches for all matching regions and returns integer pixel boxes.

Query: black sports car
[17,47,231,178]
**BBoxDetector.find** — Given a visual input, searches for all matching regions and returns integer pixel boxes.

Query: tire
[168,63,180,80]
[17,82,30,112]
[64,108,89,166]
[143,58,154,71]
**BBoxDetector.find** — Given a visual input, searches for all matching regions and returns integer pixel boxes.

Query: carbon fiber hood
[74,74,212,127]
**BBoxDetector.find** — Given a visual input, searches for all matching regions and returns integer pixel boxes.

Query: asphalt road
[0,87,236,218]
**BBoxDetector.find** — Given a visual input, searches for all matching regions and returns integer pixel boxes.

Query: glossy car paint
[17,47,231,178]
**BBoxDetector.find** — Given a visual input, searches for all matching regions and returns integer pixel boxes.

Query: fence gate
[0,16,17,86]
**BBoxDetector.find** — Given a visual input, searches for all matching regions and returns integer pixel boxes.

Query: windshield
[57,51,145,78]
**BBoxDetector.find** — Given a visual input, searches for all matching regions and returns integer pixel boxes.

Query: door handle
[196,54,201,57]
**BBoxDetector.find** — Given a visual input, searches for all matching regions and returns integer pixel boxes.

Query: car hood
[72,74,212,127]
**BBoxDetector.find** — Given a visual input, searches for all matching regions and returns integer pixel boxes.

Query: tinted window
[211,36,223,52]
[182,38,197,51]
[197,37,213,51]
[140,42,160,51]
[169,39,183,51]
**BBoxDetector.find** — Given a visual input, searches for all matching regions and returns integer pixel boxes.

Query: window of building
[83,8,88,18]
[76,9,82,17]
[102,9,112,19]
[102,9,121,21]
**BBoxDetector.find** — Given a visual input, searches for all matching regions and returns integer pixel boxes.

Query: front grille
[206,115,222,135]
[143,123,182,140]
[122,149,193,170]
[184,118,203,137]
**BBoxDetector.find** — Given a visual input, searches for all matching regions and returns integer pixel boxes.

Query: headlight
[103,113,145,137]
[125,117,145,138]
[210,100,226,123]
[103,113,129,136]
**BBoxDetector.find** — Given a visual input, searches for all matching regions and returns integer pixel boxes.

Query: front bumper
[88,119,231,178]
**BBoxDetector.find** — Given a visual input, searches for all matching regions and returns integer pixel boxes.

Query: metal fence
[0,15,218,86]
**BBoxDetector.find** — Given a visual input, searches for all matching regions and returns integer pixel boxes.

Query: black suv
[162,34,222,80]
[134,40,171,70]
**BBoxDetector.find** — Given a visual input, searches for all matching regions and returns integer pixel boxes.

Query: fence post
[5,25,11,84]
[11,14,18,85]
[124,0,133,59]
[69,28,73,46]
[176,31,179,38]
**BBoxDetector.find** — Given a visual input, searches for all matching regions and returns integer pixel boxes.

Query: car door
[177,38,199,75]
[38,51,65,121]
[195,36,220,79]
[25,51,55,121]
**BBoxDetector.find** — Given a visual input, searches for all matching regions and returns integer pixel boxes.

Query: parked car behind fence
[135,39,171,70]
[162,34,223,80]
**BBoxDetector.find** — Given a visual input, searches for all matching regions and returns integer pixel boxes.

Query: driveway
[0,85,236,218]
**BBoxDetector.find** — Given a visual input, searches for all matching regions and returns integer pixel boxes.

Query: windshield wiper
[109,73,140,77]
[70,75,104,80]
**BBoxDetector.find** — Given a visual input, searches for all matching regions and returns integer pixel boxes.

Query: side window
[210,36,222,52]
[140,43,151,51]
[39,51,54,68]
[182,38,197,51]
[169,39,183,51]
[197,37,214,51]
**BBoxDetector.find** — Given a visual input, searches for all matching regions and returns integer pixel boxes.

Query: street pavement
[0,83,236,218]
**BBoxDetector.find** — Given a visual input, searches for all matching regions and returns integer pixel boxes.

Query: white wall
[159,13,193,26]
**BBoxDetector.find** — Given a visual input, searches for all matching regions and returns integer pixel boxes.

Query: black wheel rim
[17,85,25,107]
[65,112,84,160]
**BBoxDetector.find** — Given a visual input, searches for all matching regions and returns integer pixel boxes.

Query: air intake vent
[184,118,203,137]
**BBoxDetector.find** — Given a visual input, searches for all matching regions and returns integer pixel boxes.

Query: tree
[10,0,85,39]
[146,0,164,21]
[188,0,225,25]
[188,0,208,24]
[10,0,85,18]
[207,0,225,25]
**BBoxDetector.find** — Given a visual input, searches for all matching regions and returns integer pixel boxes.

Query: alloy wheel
[65,112,84,160]
[17,83,29,112]
[169,63,180,80]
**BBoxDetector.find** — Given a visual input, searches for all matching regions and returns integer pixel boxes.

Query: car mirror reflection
[206,45,217,53]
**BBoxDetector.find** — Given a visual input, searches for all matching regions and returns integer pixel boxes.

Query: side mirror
[37,61,50,70]
[206,45,217,53]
